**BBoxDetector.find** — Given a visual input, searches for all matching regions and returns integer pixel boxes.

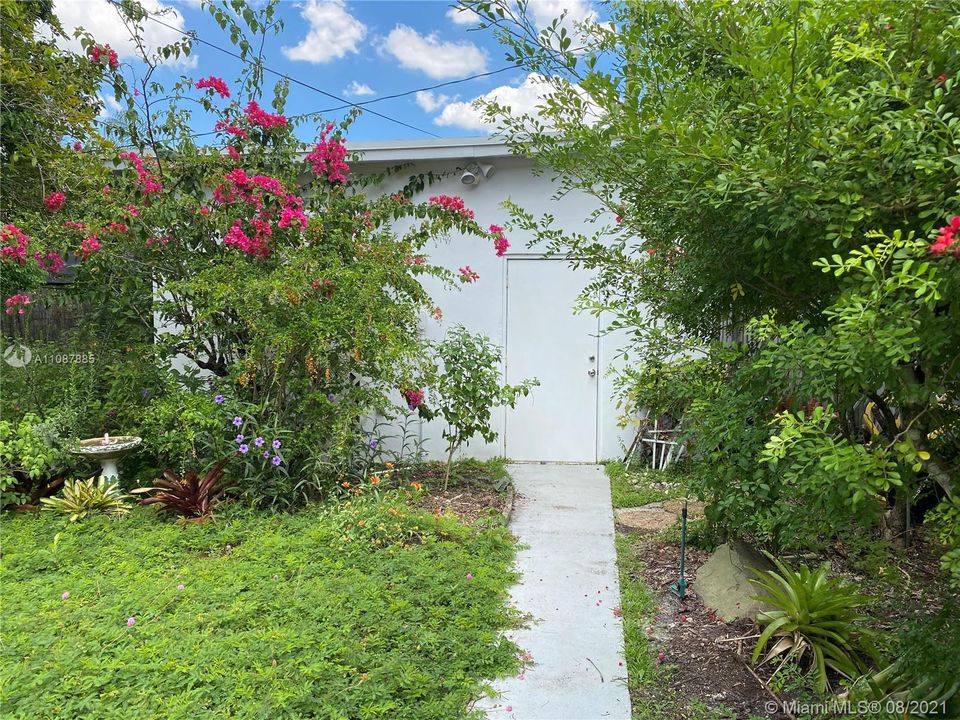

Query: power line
[114,0,440,138]
[313,65,520,114]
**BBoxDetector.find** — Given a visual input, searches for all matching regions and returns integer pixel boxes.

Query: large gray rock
[693,541,775,621]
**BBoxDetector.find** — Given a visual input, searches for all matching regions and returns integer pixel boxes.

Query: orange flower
[357,519,366,527]
[410,481,423,491]
[370,475,381,485]
[385,462,395,470]
[341,481,351,488]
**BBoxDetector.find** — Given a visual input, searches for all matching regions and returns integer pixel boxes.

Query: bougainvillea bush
[1,1,511,504]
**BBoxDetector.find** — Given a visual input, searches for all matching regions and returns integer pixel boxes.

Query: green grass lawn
[607,461,687,509]
[1,491,519,719]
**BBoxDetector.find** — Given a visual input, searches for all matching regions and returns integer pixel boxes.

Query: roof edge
[347,136,516,163]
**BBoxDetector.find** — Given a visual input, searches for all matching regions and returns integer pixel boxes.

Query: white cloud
[528,0,597,30]
[97,94,123,120]
[415,90,450,112]
[282,0,366,64]
[433,72,600,130]
[344,81,375,97]
[446,7,476,25]
[381,25,487,80]
[52,0,198,69]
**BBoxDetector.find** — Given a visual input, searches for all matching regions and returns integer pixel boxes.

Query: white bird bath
[71,434,142,480]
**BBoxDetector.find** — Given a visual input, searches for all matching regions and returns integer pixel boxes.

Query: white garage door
[505,258,600,462]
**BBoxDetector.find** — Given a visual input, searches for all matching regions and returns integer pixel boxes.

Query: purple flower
[176,584,185,591]
[465,572,474,580]
[254,436,265,447]
[369,439,378,450]
[272,439,281,450]
[271,455,282,466]
[238,444,249,454]
[327,393,337,403]
[232,416,243,427]
[106,408,118,418]
[142,388,150,399]
[235,434,244,443]
[263,450,270,459]
[61,591,70,600]
[215,394,225,404]
[127,616,136,627]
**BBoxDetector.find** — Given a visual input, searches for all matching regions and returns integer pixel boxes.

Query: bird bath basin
[71,434,142,480]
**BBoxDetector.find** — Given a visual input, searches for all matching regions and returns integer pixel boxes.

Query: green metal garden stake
[670,500,688,601]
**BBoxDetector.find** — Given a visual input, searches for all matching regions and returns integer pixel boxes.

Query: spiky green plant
[750,553,878,692]
[40,476,131,522]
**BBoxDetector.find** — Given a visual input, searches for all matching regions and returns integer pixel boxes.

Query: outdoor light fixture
[460,162,495,186]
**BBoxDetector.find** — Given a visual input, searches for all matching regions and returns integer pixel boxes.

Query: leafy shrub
[750,553,878,692]
[847,601,960,717]
[430,326,538,486]
[925,495,960,589]
[40,476,131,521]
[0,413,72,508]
[132,457,232,518]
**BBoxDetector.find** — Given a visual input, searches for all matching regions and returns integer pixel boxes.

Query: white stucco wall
[353,138,634,463]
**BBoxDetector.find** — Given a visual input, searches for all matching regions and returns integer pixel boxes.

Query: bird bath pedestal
[71,435,142,480]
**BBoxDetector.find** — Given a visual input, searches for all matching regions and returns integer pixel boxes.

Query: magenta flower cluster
[428,195,475,220]
[195,75,230,99]
[306,123,349,184]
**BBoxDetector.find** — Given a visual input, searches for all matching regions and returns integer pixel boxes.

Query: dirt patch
[624,534,791,719]
[415,485,510,525]
[616,499,706,533]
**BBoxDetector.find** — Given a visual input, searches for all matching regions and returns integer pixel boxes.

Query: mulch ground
[620,532,792,719]
[415,485,511,525]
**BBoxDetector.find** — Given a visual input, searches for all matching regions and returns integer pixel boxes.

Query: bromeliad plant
[750,553,878,692]
[133,457,232,518]
[40,476,131,521]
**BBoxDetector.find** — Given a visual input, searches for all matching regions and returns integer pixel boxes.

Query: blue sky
[51,0,601,142]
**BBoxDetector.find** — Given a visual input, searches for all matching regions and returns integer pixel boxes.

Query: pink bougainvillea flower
[244,100,287,129]
[431,306,443,321]
[938,73,948,83]
[73,141,83,151]
[930,216,960,256]
[44,191,66,212]
[215,119,249,139]
[88,43,119,70]
[77,235,101,260]
[199,205,211,216]
[125,204,140,218]
[428,194,475,220]
[401,388,424,411]
[1,224,29,264]
[489,224,510,257]
[126,616,136,627]
[306,123,349,184]
[194,75,230,98]
[4,294,31,315]
[101,185,111,195]
[226,145,241,161]
[224,220,270,257]
[458,265,480,283]
[61,591,70,600]
[34,250,66,273]
[465,572,474,580]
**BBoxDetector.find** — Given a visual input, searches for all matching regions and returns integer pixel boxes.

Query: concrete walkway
[478,464,631,720]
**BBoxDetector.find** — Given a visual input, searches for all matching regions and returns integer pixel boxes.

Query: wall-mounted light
[460,162,495,186]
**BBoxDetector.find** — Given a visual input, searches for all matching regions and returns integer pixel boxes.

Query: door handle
[587,369,597,377]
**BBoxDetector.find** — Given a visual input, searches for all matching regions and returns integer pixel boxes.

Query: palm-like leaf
[132,457,232,518]
[750,551,876,692]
